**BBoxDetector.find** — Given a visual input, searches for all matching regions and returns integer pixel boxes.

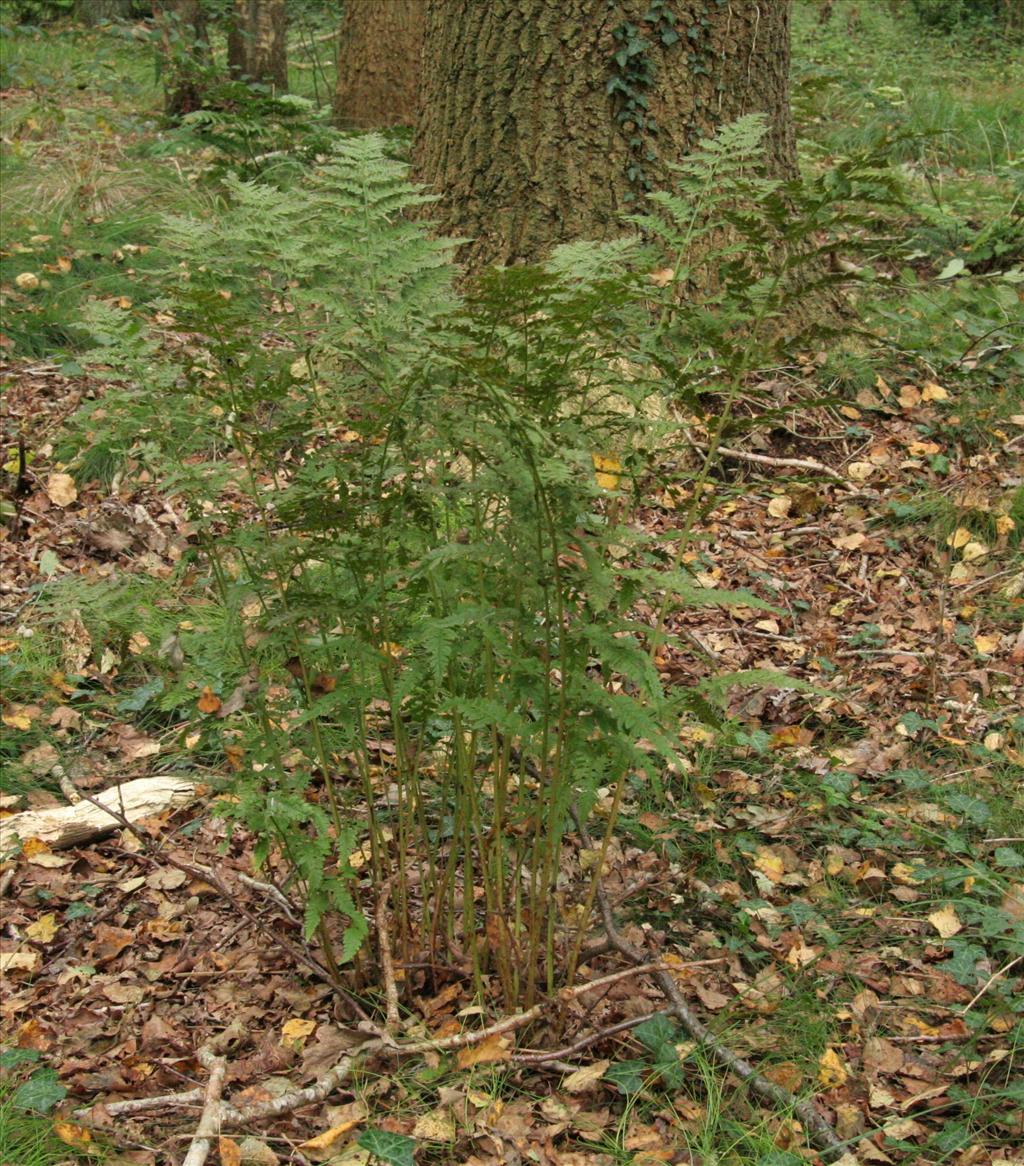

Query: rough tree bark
[227,0,288,91]
[333,0,424,129]
[413,0,797,269]
[153,0,212,117]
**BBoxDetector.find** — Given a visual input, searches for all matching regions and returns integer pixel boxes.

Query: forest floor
[1,5,1022,1166]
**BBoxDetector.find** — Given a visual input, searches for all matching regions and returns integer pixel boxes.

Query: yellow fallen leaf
[847,461,874,481]
[25,913,59,943]
[927,903,963,938]
[767,495,792,518]
[2,704,39,731]
[561,1059,610,1093]
[412,1106,457,1141]
[818,1046,848,1088]
[947,526,972,549]
[218,1138,242,1166]
[921,381,949,401]
[898,384,921,408]
[456,1034,511,1068]
[592,452,622,491]
[753,847,785,884]
[300,1120,362,1151]
[833,531,865,550]
[961,541,988,562]
[53,1122,92,1150]
[973,634,1000,655]
[0,950,40,973]
[45,472,77,507]
[281,1017,316,1047]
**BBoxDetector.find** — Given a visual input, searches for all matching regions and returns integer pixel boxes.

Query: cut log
[0,777,197,853]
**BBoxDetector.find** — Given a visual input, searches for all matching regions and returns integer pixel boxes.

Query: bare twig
[74,1089,205,1120]
[515,1008,674,1064]
[571,808,846,1161]
[962,954,1024,1015]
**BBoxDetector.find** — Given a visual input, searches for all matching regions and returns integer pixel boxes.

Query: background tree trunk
[153,0,212,117]
[227,0,288,91]
[333,0,424,129]
[413,0,796,269]
[75,0,132,24]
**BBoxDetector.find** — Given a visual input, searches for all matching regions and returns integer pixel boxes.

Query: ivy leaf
[605,1059,648,1094]
[0,1048,41,1070]
[13,1068,67,1114]
[661,27,680,45]
[357,1128,417,1166]
[633,1012,679,1053]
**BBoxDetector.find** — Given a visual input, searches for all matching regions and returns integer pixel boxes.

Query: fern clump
[76,122,870,1010]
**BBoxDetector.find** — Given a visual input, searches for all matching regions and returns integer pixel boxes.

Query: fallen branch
[687,436,848,483]
[0,776,197,852]
[181,1054,226,1166]
[571,808,846,1161]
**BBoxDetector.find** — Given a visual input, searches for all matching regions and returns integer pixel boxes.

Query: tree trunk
[75,0,132,24]
[153,0,212,117]
[227,0,288,91]
[413,0,796,269]
[333,0,424,130]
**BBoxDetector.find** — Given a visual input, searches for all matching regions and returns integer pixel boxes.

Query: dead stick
[74,1089,205,1119]
[688,436,848,483]
[181,1055,226,1166]
[571,808,846,1161]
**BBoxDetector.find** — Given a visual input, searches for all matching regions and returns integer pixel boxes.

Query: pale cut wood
[0,777,196,853]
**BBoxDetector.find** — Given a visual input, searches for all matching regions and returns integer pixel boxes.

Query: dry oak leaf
[45,472,77,507]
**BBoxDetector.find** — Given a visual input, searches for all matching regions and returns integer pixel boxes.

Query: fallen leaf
[847,461,874,481]
[456,1034,511,1068]
[592,452,622,491]
[818,1046,848,1088]
[53,1121,93,1150]
[921,381,949,401]
[281,1017,317,1048]
[45,472,77,507]
[927,904,963,938]
[767,495,793,518]
[561,1060,610,1093]
[0,951,40,973]
[218,1137,243,1166]
[197,686,222,714]
[300,1121,362,1151]
[412,1106,457,1141]
[25,913,60,943]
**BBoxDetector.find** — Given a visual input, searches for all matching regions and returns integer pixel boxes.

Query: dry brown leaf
[45,472,77,507]
[456,1034,511,1068]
